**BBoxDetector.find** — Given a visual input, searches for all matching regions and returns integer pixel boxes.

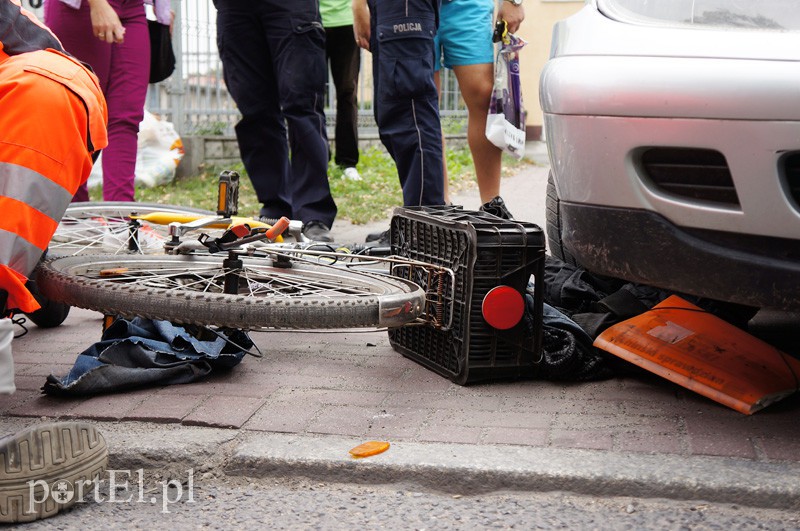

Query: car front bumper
[559,201,800,310]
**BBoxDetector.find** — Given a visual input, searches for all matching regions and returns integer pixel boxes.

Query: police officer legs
[215,0,337,240]
[367,0,445,207]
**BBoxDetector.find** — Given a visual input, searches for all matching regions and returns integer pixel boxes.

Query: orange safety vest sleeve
[0,49,107,313]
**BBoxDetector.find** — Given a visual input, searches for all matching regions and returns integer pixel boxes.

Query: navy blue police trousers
[368,0,445,207]
[215,0,337,227]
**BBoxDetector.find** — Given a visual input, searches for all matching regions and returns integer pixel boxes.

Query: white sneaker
[0,422,108,523]
[343,167,362,181]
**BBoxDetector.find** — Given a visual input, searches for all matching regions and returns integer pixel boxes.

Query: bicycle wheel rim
[51,202,215,256]
[36,254,425,329]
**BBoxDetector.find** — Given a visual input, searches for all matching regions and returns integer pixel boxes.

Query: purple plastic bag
[485,32,527,159]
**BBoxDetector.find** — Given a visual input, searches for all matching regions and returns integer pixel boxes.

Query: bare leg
[453,63,502,204]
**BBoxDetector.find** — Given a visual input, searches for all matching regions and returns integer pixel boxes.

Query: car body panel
[549,2,800,62]
[541,56,800,121]
[543,114,800,239]
[540,0,800,309]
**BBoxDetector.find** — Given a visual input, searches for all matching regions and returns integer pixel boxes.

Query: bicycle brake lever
[198,232,222,253]
[199,223,250,253]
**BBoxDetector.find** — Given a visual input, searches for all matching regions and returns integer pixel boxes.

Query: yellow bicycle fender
[130,212,284,242]
[131,212,209,225]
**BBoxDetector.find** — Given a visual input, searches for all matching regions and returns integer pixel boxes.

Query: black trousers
[214,0,337,227]
[368,0,445,207]
[325,24,360,168]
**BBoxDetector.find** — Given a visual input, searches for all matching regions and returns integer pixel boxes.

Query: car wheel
[545,171,577,265]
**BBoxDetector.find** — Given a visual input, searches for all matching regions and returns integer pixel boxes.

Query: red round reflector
[482,285,525,330]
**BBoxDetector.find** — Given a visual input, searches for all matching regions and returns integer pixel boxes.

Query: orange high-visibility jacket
[0,0,108,312]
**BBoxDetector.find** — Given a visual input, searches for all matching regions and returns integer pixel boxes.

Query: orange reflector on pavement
[349,441,390,458]
[481,285,524,330]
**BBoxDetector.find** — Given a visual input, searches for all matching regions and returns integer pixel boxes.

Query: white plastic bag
[87,110,184,189]
[485,26,527,159]
[135,110,184,187]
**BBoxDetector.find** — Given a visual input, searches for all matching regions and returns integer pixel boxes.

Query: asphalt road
[21,475,800,530]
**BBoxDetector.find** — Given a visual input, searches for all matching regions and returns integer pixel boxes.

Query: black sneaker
[365,229,390,245]
[0,422,108,523]
[302,221,334,242]
[479,196,514,220]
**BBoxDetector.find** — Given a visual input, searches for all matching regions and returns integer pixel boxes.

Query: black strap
[595,288,648,319]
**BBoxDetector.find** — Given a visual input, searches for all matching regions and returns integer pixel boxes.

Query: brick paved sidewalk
[4,306,800,464]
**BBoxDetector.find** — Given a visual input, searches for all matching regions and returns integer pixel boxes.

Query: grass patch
[91,145,528,224]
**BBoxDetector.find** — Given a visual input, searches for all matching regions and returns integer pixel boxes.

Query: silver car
[540,0,800,310]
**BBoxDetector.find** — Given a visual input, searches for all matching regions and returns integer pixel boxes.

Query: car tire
[545,171,577,265]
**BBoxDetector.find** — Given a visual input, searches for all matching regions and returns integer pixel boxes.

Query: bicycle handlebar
[264,216,290,240]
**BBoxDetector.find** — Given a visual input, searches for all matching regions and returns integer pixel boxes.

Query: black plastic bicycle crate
[388,206,545,385]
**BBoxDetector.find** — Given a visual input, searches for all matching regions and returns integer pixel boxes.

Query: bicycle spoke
[95,265,224,292]
[51,203,214,256]
[53,218,140,254]
[77,260,383,300]
[240,267,371,298]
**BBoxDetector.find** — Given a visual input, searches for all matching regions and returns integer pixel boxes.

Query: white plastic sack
[88,110,184,189]
[485,30,527,159]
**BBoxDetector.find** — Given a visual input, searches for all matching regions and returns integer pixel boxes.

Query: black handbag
[148,19,175,84]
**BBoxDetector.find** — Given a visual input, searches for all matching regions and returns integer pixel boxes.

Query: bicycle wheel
[36,254,425,329]
[50,202,216,256]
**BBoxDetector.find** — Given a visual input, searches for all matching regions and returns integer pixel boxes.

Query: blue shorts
[434,0,495,70]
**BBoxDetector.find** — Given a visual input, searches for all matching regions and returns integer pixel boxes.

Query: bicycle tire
[36,254,425,329]
[50,202,215,256]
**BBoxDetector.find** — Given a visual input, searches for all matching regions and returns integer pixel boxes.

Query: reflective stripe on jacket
[0,5,108,312]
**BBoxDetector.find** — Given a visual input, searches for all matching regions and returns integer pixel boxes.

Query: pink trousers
[45,0,149,202]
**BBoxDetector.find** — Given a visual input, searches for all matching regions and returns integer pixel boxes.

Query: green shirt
[319,0,353,28]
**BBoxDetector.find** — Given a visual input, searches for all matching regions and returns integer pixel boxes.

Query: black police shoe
[365,229,390,245]
[302,221,334,242]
